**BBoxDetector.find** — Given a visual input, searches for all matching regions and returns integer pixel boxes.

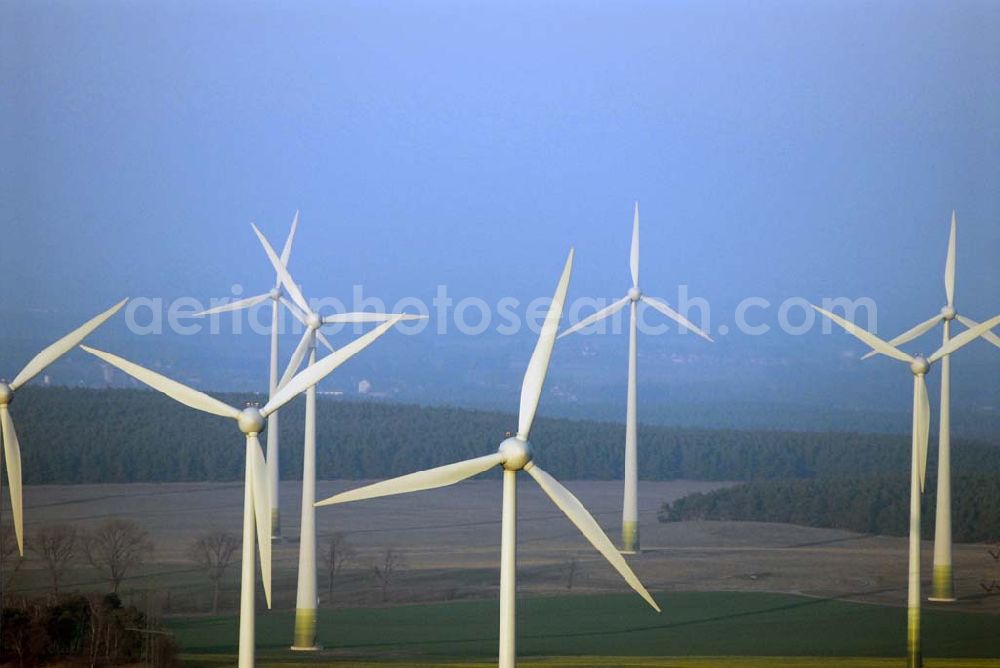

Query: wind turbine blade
[944,211,957,308]
[0,407,24,556]
[558,296,630,339]
[80,346,241,419]
[956,314,1000,349]
[630,202,640,288]
[322,312,426,324]
[279,296,309,326]
[525,464,660,612]
[518,249,574,440]
[929,312,1000,363]
[278,330,313,390]
[316,453,503,507]
[191,293,270,317]
[262,317,402,416]
[315,330,336,354]
[280,296,333,351]
[252,223,310,314]
[859,314,941,360]
[248,434,272,607]
[811,305,912,363]
[278,210,300,270]
[640,296,714,342]
[916,375,930,493]
[10,298,128,390]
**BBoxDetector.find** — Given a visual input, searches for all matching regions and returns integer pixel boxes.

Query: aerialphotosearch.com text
[124,284,877,339]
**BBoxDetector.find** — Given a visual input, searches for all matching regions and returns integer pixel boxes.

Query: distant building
[358,379,372,395]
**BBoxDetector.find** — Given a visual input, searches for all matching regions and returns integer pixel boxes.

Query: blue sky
[2,1,998,429]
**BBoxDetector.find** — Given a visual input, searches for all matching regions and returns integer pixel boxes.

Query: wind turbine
[317,249,661,668]
[0,299,127,555]
[812,306,1000,668]
[251,223,425,651]
[194,211,302,541]
[861,212,1000,602]
[80,316,405,668]
[558,203,712,553]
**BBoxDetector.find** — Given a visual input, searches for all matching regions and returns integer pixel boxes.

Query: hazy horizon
[2,1,998,435]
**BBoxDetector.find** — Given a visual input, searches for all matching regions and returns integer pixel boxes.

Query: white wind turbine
[812,306,1000,668]
[317,249,661,668]
[558,203,712,553]
[81,317,404,668]
[194,211,302,541]
[0,299,127,555]
[860,212,1000,602]
[251,223,425,651]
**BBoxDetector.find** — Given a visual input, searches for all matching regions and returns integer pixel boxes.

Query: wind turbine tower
[194,212,300,540]
[814,306,1000,668]
[862,212,1000,601]
[82,318,404,667]
[317,249,660,668]
[253,224,424,651]
[559,203,712,553]
[0,299,127,555]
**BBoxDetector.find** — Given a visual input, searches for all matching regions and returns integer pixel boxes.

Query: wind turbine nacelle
[910,355,930,376]
[0,381,11,405]
[269,288,281,301]
[940,305,956,321]
[238,407,266,434]
[499,436,533,471]
[628,287,642,302]
[306,313,322,330]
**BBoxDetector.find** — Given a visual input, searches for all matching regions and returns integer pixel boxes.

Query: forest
[9,386,1000,484]
[658,474,1000,543]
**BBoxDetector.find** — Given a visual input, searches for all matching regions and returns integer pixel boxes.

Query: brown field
[7,479,1000,616]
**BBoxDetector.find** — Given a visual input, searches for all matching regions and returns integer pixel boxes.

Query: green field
[169,592,1000,666]
[176,659,1000,668]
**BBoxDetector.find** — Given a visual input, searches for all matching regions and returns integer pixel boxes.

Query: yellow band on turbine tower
[622,521,640,554]
[292,609,318,651]
[931,564,954,602]
[907,606,921,668]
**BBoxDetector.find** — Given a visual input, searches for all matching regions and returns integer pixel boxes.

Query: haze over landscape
[2,2,1000,666]
[2,1,999,437]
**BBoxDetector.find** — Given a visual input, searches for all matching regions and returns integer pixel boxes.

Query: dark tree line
[1,593,176,666]
[659,474,1000,543]
[10,386,1000,484]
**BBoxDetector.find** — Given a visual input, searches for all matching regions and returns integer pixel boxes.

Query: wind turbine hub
[498,436,533,471]
[306,312,321,330]
[0,381,11,405]
[910,355,930,376]
[269,287,280,301]
[237,406,266,434]
[940,305,956,321]
[628,287,642,302]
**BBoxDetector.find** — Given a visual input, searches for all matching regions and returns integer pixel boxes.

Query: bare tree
[562,555,580,590]
[321,532,355,604]
[188,530,239,613]
[371,548,404,603]
[983,544,1000,595]
[30,524,77,595]
[83,519,153,594]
